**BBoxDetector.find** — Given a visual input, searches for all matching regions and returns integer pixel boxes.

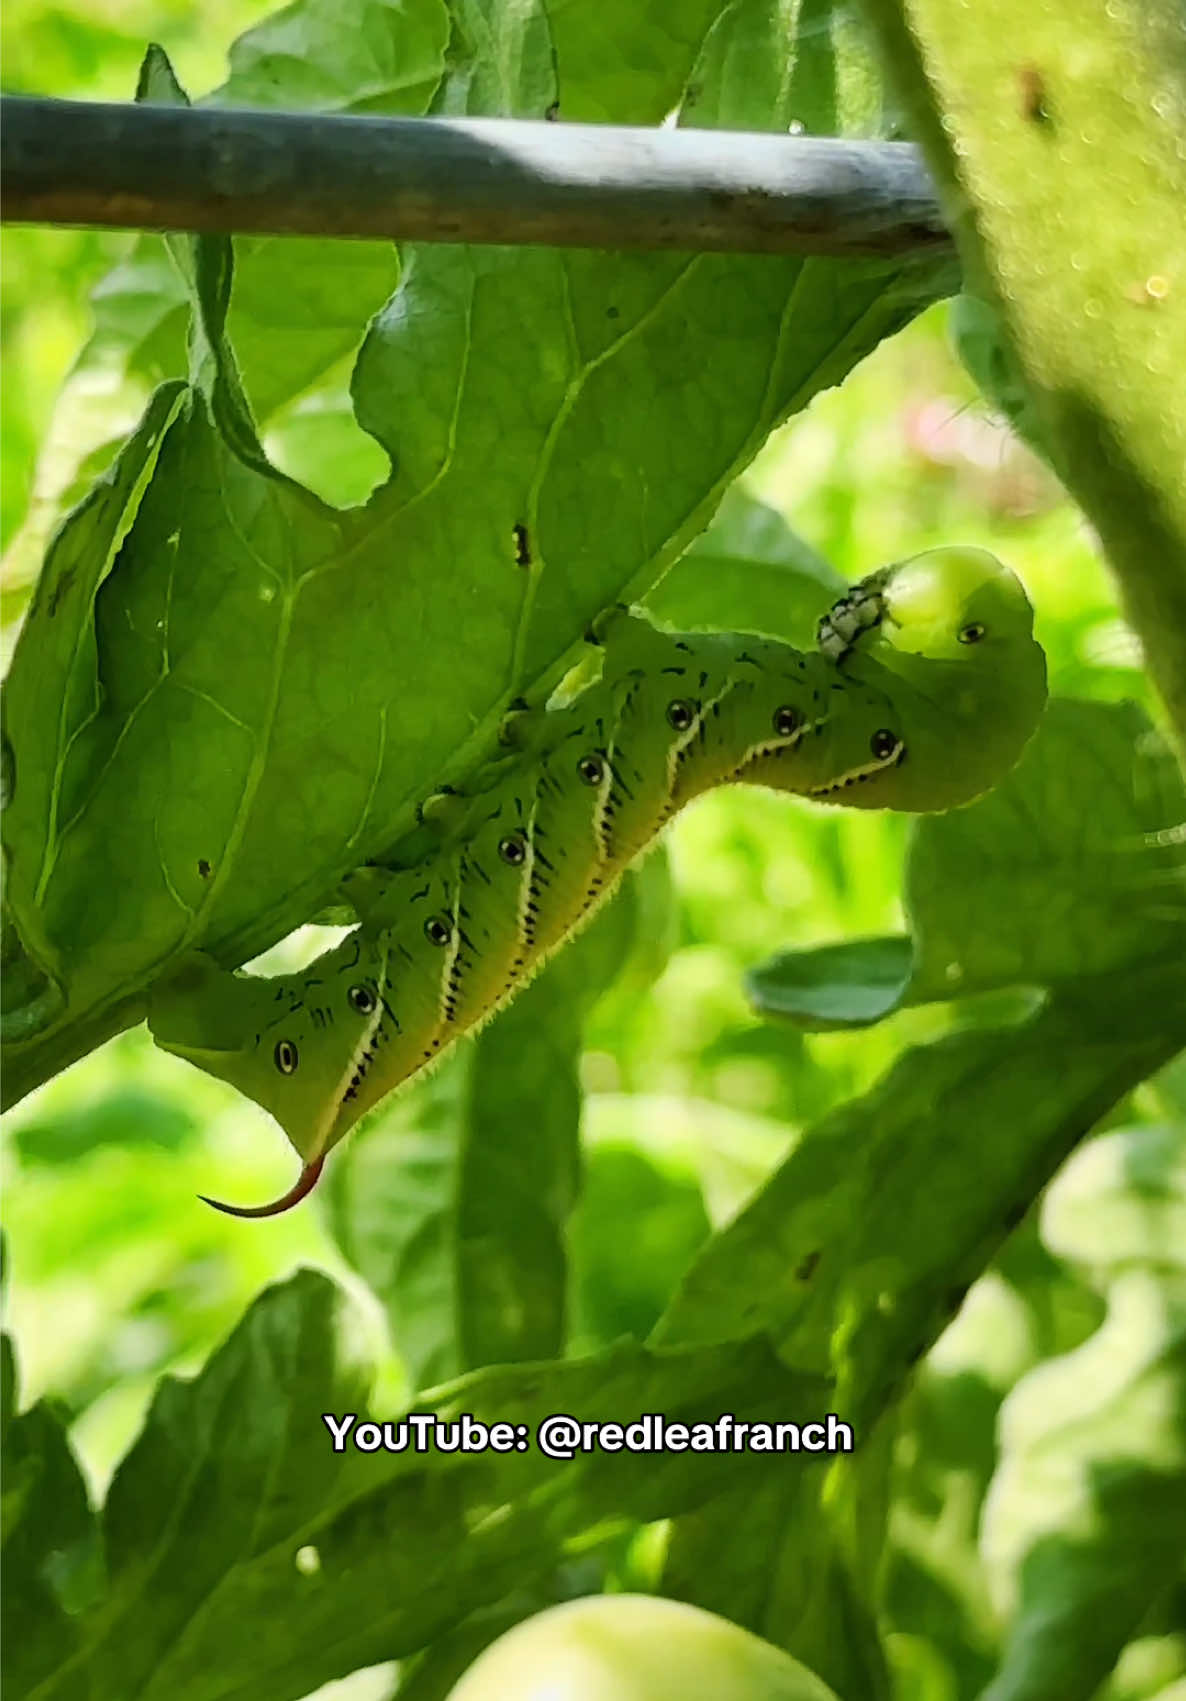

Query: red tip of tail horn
[199,1154,326,1219]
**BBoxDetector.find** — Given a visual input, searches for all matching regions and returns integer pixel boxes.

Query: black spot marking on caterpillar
[1018,65,1051,126]
[512,523,531,566]
[607,756,635,801]
[499,832,528,866]
[197,859,212,878]
[607,305,620,320]
[342,1024,390,1101]
[795,1250,821,1282]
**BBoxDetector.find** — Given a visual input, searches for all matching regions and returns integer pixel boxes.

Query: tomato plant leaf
[14,1269,830,1701]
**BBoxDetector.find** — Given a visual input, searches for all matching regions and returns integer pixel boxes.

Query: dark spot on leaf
[795,1249,821,1282]
[46,564,78,617]
[512,522,531,567]
[197,859,212,878]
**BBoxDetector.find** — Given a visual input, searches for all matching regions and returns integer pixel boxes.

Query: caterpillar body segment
[147,548,1047,1214]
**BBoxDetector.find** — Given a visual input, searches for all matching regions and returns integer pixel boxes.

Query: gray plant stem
[1,96,950,259]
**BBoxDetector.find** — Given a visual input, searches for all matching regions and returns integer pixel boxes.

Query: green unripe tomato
[443,1594,843,1701]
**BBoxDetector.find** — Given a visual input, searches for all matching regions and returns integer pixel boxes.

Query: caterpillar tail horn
[199,1153,326,1219]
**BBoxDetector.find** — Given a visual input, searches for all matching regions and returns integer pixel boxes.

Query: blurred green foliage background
[3,2,1184,1699]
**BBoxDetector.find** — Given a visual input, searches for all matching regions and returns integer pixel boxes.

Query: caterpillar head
[148,940,389,1214]
[831,546,1047,811]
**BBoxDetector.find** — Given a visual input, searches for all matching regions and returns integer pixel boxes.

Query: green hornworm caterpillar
[148,547,1047,1216]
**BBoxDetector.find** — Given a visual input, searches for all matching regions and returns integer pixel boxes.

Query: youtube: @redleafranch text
[322,1411,853,1460]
